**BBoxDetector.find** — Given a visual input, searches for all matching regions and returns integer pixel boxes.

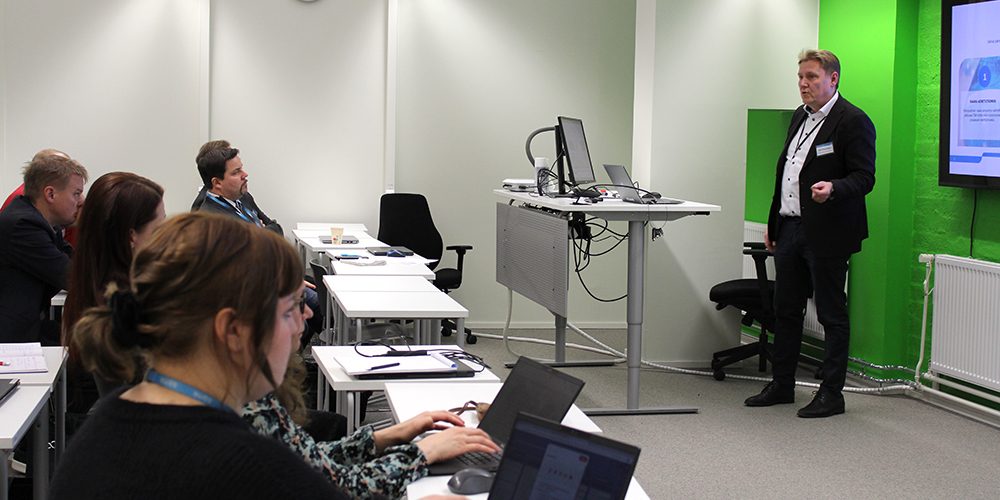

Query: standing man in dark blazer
[0,153,88,344]
[745,49,876,418]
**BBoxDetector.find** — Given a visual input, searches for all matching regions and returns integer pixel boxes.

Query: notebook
[603,164,683,205]
[489,413,641,500]
[336,351,476,380]
[0,342,48,374]
[426,357,585,475]
[367,246,415,256]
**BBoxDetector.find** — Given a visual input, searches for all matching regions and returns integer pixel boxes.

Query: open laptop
[604,164,683,204]
[489,413,641,500]
[426,357,585,475]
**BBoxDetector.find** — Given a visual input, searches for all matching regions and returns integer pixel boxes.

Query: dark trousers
[771,217,851,393]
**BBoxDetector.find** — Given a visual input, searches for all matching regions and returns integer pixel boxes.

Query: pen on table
[368,362,400,371]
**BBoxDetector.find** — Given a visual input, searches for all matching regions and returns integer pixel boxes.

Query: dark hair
[22,155,88,200]
[62,172,164,370]
[197,147,240,187]
[72,212,302,395]
[196,140,231,165]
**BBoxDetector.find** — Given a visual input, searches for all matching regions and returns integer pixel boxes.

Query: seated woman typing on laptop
[51,213,353,500]
[244,342,500,498]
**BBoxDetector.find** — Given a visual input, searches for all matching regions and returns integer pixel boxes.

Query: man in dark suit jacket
[193,146,282,235]
[745,50,876,418]
[0,153,88,344]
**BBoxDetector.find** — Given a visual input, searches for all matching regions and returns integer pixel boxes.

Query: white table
[291,226,382,268]
[384,382,600,434]
[295,222,369,232]
[16,347,68,468]
[495,190,720,416]
[323,275,440,293]
[329,259,435,279]
[393,383,649,500]
[311,345,498,433]
[330,290,467,345]
[0,386,51,500]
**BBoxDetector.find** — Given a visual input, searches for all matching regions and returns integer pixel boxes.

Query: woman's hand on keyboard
[415,427,501,464]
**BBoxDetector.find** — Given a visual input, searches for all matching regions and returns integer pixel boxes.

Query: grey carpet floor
[388,328,1000,499]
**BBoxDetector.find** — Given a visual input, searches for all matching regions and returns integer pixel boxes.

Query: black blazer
[195,190,283,236]
[767,95,876,258]
[0,196,72,342]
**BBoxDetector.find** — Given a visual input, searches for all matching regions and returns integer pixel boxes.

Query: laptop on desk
[426,357,585,475]
[604,164,683,205]
[489,413,641,500]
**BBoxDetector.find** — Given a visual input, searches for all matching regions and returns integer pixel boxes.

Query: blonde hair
[22,155,88,200]
[798,49,841,88]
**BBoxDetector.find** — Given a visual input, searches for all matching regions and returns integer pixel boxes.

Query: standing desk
[494,190,720,416]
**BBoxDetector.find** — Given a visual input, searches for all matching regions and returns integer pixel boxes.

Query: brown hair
[22,155,89,201]
[63,172,164,371]
[196,140,231,165]
[72,212,303,397]
[798,49,841,88]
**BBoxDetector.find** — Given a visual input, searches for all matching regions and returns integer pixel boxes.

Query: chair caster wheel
[713,369,726,381]
[465,333,478,345]
[441,327,453,337]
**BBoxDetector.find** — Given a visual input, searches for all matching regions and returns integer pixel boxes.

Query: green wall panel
[745,110,794,224]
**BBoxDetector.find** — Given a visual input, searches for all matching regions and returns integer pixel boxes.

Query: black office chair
[708,242,777,380]
[308,259,333,348]
[376,193,477,344]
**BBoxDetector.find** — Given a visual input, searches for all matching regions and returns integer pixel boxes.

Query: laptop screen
[603,164,644,203]
[477,357,585,446]
[489,413,641,500]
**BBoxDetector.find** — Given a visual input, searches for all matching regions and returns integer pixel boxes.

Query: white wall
[638,0,818,362]
[395,0,637,328]
[209,0,387,232]
[0,0,206,214]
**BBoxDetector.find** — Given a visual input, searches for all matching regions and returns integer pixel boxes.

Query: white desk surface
[50,290,67,307]
[384,382,600,434]
[297,233,384,252]
[311,345,499,392]
[14,347,67,389]
[331,290,468,318]
[326,250,437,266]
[295,222,369,232]
[330,260,435,279]
[494,189,720,219]
[0,385,49,450]
[407,475,649,500]
[323,275,440,293]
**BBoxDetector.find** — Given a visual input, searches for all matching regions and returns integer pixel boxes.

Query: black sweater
[50,392,350,500]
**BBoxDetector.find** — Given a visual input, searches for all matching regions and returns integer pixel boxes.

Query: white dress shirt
[779,92,839,217]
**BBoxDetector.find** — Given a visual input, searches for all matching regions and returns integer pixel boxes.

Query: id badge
[815,142,834,156]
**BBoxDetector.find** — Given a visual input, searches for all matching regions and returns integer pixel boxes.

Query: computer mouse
[642,191,661,199]
[447,467,495,495]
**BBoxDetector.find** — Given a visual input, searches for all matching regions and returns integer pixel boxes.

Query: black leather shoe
[744,381,795,406]
[797,389,845,418]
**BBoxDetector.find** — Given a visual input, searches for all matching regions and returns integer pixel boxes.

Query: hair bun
[109,290,153,348]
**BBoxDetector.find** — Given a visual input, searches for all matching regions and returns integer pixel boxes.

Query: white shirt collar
[805,91,839,118]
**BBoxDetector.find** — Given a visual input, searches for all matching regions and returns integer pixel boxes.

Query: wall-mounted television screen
[941,0,1000,189]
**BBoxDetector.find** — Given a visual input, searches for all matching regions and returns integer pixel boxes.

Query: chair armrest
[445,245,473,273]
[744,241,767,250]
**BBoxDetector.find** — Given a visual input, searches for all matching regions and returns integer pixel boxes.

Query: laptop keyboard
[456,451,502,468]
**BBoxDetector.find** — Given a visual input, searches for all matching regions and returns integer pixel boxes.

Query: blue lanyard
[207,195,257,225]
[146,369,233,413]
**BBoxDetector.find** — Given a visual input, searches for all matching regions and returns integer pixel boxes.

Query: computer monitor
[557,116,597,186]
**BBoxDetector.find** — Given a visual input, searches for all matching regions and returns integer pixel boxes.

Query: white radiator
[743,221,825,340]
[930,255,1000,392]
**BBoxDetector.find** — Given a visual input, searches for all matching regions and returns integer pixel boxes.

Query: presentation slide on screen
[950,1,1000,176]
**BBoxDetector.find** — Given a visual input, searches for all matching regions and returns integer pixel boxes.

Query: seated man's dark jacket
[192,186,283,236]
[0,196,72,342]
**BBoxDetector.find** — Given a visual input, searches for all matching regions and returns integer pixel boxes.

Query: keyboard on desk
[456,450,502,469]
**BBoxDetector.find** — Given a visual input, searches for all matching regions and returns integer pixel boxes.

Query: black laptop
[604,164,683,204]
[426,357,585,475]
[489,413,641,500]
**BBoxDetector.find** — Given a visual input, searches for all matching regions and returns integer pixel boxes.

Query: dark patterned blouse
[242,393,428,499]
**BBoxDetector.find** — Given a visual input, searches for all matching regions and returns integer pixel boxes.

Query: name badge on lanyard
[815,142,834,157]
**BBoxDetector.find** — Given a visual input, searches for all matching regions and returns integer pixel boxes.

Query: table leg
[1,450,9,500]
[316,365,326,410]
[346,392,357,434]
[585,220,698,416]
[355,319,363,344]
[33,402,49,500]
[56,367,66,465]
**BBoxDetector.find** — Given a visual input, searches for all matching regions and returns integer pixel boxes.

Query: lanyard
[791,114,827,158]
[207,195,258,226]
[146,368,233,413]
